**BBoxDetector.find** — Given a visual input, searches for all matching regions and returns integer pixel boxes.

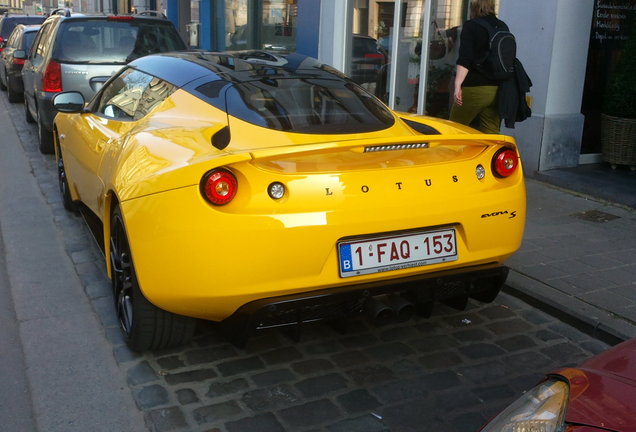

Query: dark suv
[22,10,186,153]
[0,13,45,52]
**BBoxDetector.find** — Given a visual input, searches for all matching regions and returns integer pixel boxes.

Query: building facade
[10,0,636,176]
[168,0,636,176]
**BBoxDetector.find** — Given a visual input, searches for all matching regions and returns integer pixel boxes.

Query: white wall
[545,0,594,115]
[318,0,352,76]
[500,0,595,171]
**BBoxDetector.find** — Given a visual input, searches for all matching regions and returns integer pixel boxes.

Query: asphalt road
[0,88,610,432]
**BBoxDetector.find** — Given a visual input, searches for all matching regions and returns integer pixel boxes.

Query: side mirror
[53,91,86,113]
[13,49,26,60]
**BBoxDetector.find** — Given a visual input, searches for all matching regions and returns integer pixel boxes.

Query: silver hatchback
[22,10,186,153]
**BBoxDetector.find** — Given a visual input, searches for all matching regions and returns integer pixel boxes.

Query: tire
[24,98,35,123]
[110,206,196,352]
[7,76,21,103]
[56,140,77,212]
[38,116,54,154]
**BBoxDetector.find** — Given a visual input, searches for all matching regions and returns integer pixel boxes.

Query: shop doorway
[581,0,635,160]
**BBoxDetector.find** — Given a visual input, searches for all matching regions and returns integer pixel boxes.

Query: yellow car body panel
[53,52,526,328]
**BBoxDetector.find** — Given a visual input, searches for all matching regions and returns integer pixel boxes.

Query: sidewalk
[504,178,636,345]
[0,96,146,431]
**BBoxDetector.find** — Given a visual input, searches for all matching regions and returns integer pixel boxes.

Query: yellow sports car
[52,51,526,351]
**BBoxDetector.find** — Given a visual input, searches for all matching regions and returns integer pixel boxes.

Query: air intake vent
[364,143,429,152]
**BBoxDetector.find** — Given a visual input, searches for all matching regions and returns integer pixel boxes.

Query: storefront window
[349,0,469,118]
[225,0,297,53]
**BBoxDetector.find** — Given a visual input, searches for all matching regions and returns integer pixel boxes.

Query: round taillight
[492,148,519,178]
[201,168,238,205]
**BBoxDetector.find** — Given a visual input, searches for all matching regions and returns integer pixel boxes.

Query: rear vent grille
[364,143,429,152]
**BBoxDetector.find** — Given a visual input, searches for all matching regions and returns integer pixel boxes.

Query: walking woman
[450,0,509,133]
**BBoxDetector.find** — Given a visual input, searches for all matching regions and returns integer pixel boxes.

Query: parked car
[0,24,40,102]
[52,51,526,351]
[22,9,186,154]
[480,337,636,432]
[0,13,45,53]
[351,34,387,85]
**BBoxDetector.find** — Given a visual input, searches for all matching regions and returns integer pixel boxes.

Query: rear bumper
[221,265,508,343]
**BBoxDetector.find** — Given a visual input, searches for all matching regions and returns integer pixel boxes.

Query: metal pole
[387,0,402,110]
[416,0,435,115]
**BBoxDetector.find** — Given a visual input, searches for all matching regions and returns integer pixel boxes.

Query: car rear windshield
[23,30,38,50]
[53,19,185,64]
[221,77,395,134]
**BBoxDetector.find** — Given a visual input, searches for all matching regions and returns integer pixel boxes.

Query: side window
[7,28,20,48]
[29,22,52,62]
[96,68,176,120]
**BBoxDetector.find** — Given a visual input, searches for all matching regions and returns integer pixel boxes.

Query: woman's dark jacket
[498,58,532,128]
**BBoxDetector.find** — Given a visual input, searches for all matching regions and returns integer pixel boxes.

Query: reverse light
[43,60,62,92]
[479,378,569,432]
[201,168,238,205]
[476,164,486,180]
[493,148,519,178]
[268,182,286,200]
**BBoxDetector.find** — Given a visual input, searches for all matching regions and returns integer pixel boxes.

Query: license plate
[338,228,457,277]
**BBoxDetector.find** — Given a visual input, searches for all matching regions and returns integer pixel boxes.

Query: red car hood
[557,339,636,432]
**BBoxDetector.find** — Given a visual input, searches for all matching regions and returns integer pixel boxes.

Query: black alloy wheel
[110,206,196,351]
[56,142,76,212]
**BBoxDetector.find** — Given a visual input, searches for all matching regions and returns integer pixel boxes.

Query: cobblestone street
[1,93,611,431]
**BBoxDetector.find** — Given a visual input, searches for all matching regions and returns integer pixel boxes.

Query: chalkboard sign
[592,0,636,43]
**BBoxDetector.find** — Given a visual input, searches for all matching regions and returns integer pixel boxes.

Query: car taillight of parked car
[0,36,5,52]
[201,168,238,205]
[492,148,519,178]
[43,60,62,93]
[13,57,25,65]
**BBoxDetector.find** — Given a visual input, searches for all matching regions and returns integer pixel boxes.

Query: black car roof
[129,50,348,89]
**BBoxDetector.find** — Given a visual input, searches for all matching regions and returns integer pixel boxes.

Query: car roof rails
[50,8,72,17]
[135,10,167,19]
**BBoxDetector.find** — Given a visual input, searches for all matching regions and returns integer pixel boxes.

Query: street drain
[571,209,620,223]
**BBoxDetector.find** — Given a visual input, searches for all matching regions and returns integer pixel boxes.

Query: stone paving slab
[505,179,636,344]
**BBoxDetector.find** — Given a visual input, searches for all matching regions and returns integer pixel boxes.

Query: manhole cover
[571,209,620,223]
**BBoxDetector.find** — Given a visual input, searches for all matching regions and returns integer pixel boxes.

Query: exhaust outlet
[364,297,394,326]
[387,295,415,322]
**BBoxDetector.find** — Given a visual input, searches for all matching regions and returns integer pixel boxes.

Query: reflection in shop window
[350,0,471,118]
[225,0,297,53]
